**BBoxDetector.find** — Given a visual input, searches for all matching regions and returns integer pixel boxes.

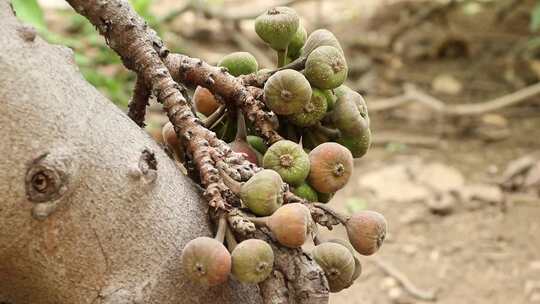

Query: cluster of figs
[162,6,386,294]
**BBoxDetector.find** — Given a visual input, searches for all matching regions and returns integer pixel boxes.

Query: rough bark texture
[0,2,262,303]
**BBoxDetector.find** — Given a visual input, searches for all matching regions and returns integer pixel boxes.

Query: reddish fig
[249,203,311,248]
[193,86,220,116]
[229,113,259,165]
[308,142,353,193]
[346,210,387,256]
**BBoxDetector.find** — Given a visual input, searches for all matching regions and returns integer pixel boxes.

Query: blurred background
[12,0,540,303]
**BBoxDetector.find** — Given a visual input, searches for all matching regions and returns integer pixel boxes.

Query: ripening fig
[193,86,220,116]
[308,142,353,193]
[305,46,348,89]
[289,88,328,127]
[312,242,355,293]
[162,121,184,161]
[292,182,319,202]
[229,113,259,165]
[337,128,371,159]
[327,238,362,285]
[346,210,387,256]
[218,52,259,77]
[264,69,312,115]
[181,236,231,286]
[231,239,274,284]
[331,85,370,136]
[255,6,299,51]
[249,203,311,248]
[287,24,307,60]
[301,29,343,57]
[247,135,268,154]
[263,140,310,186]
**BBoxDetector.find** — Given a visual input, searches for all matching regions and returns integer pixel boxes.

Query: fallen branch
[372,257,437,301]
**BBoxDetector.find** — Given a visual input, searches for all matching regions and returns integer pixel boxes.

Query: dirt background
[41,0,540,303]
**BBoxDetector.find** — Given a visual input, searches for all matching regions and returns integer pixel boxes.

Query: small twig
[372,257,437,301]
[127,75,151,127]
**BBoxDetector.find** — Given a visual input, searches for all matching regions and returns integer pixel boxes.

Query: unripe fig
[193,86,220,116]
[230,113,259,165]
[264,69,312,115]
[263,140,310,186]
[302,29,343,57]
[255,6,299,51]
[287,24,307,60]
[239,169,284,216]
[181,236,231,286]
[317,191,334,203]
[218,52,259,77]
[323,89,337,111]
[305,46,348,90]
[327,238,362,284]
[308,142,353,193]
[303,129,330,150]
[312,242,355,293]
[247,135,268,154]
[231,239,274,284]
[250,203,311,248]
[331,85,370,135]
[292,182,319,202]
[346,210,387,256]
[289,88,328,127]
[337,128,371,159]
[162,121,184,161]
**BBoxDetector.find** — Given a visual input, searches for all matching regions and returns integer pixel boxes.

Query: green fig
[323,89,337,111]
[330,86,370,136]
[337,128,371,159]
[302,29,343,57]
[292,182,319,202]
[305,46,348,90]
[218,52,259,77]
[263,140,310,186]
[231,239,274,284]
[247,135,268,154]
[312,242,355,293]
[289,88,328,127]
[264,69,312,115]
[240,169,284,216]
[255,6,299,51]
[287,24,307,60]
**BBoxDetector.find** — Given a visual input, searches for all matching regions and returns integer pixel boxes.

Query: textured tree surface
[0,1,262,303]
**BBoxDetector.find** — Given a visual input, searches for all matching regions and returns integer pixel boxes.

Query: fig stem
[218,168,242,194]
[315,123,341,139]
[203,105,226,129]
[225,226,238,251]
[235,111,248,142]
[313,202,349,225]
[277,46,288,68]
[215,213,228,243]
[278,56,306,72]
[245,216,269,228]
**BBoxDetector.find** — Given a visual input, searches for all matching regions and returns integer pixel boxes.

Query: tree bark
[0,1,261,303]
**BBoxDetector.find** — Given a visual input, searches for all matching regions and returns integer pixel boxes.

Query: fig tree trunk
[0,1,262,303]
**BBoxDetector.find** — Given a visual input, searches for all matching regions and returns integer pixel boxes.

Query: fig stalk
[215,213,228,243]
[203,105,226,129]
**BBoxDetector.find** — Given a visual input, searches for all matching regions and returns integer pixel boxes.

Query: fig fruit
[303,129,330,150]
[264,69,312,115]
[308,142,353,193]
[317,191,334,203]
[181,236,231,286]
[193,86,220,116]
[229,113,259,165]
[302,29,343,57]
[239,169,284,216]
[250,203,311,248]
[327,238,362,284]
[287,24,307,60]
[218,52,259,77]
[323,89,337,111]
[263,140,310,186]
[289,88,328,127]
[305,45,348,89]
[346,210,387,256]
[331,86,370,136]
[247,135,268,154]
[292,182,319,202]
[255,6,299,51]
[337,128,371,159]
[231,239,274,283]
[312,242,355,293]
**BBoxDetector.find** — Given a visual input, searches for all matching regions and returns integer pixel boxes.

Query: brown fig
[346,210,387,256]
[231,239,274,284]
[181,236,231,286]
[264,69,312,115]
[308,142,353,193]
[312,242,355,293]
[250,203,311,248]
[229,113,259,165]
[193,86,220,116]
